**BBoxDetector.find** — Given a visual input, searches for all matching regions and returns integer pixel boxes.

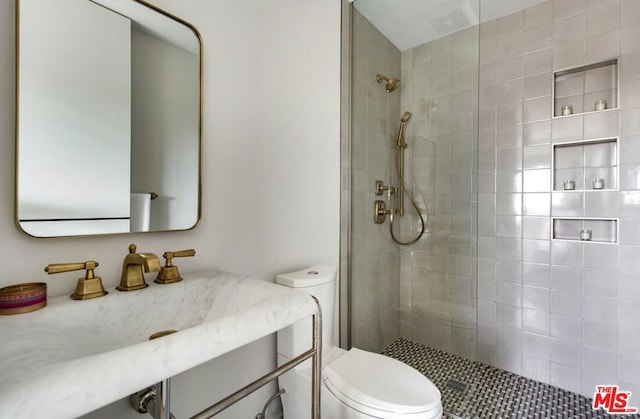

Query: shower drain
[445,378,468,393]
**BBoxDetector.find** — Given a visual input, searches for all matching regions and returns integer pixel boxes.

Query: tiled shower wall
[477,0,640,398]
[350,10,402,352]
[397,27,479,361]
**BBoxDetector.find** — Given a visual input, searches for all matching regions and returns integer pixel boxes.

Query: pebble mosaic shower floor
[381,339,638,419]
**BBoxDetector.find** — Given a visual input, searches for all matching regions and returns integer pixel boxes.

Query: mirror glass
[16,0,201,237]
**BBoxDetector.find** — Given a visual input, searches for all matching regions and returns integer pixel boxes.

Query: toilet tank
[276,266,336,361]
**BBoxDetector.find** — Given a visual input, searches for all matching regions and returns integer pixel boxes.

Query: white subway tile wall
[478,0,640,401]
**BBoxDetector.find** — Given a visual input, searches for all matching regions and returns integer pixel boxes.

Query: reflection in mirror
[16,0,201,237]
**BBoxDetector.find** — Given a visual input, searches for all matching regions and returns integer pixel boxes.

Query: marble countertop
[0,270,318,418]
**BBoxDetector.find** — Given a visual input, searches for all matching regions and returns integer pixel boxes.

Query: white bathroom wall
[0,0,340,416]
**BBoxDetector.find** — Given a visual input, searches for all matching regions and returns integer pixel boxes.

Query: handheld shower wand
[390,111,425,245]
[396,111,411,148]
[373,111,426,244]
[395,111,411,214]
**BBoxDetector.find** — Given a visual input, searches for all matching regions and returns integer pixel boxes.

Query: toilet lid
[324,348,441,415]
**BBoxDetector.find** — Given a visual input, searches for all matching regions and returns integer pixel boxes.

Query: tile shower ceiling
[353,0,548,50]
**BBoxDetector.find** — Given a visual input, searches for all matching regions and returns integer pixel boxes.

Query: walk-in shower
[345,0,640,416]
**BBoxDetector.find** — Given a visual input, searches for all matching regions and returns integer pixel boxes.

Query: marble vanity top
[0,271,318,418]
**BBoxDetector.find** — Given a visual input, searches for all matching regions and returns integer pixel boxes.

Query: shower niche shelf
[552,218,618,243]
[553,59,618,118]
[552,138,618,191]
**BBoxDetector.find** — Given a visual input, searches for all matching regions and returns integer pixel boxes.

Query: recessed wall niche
[552,218,618,243]
[553,59,618,118]
[553,138,618,191]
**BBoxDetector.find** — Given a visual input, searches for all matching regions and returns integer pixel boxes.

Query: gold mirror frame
[14,0,203,238]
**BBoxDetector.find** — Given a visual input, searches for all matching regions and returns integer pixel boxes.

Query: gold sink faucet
[116,244,161,291]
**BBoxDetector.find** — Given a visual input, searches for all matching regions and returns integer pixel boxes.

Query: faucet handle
[45,260,98,275]
[163,249,196,264]
[45,260,108,300]
[155,249,196,284]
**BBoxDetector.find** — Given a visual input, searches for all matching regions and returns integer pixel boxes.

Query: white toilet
[276,266,443,419]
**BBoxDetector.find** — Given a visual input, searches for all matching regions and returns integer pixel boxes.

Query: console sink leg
[130,379,175,419]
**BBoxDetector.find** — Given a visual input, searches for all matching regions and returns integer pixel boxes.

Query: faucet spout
[116,244,161,291]
[132,253,162,273]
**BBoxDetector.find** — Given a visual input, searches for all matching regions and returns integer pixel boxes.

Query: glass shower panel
[350,8,402,352]
[349,0,480,377]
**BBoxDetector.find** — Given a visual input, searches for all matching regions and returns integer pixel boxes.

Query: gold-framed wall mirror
[15,0,202,238]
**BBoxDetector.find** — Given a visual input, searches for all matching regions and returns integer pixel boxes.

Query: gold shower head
[376,73,400,93]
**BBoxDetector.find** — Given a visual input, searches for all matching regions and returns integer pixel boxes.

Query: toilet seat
[324,348,441,418]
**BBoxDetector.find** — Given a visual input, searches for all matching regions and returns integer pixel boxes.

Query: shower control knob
[374,180,384,195]
[374,180,395,196]
[374,200,392,224]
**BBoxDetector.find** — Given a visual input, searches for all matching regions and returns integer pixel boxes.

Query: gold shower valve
[374,200,393,224]
[374,180,395,197]
[155,249,196,284]
[45,260,108,300]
